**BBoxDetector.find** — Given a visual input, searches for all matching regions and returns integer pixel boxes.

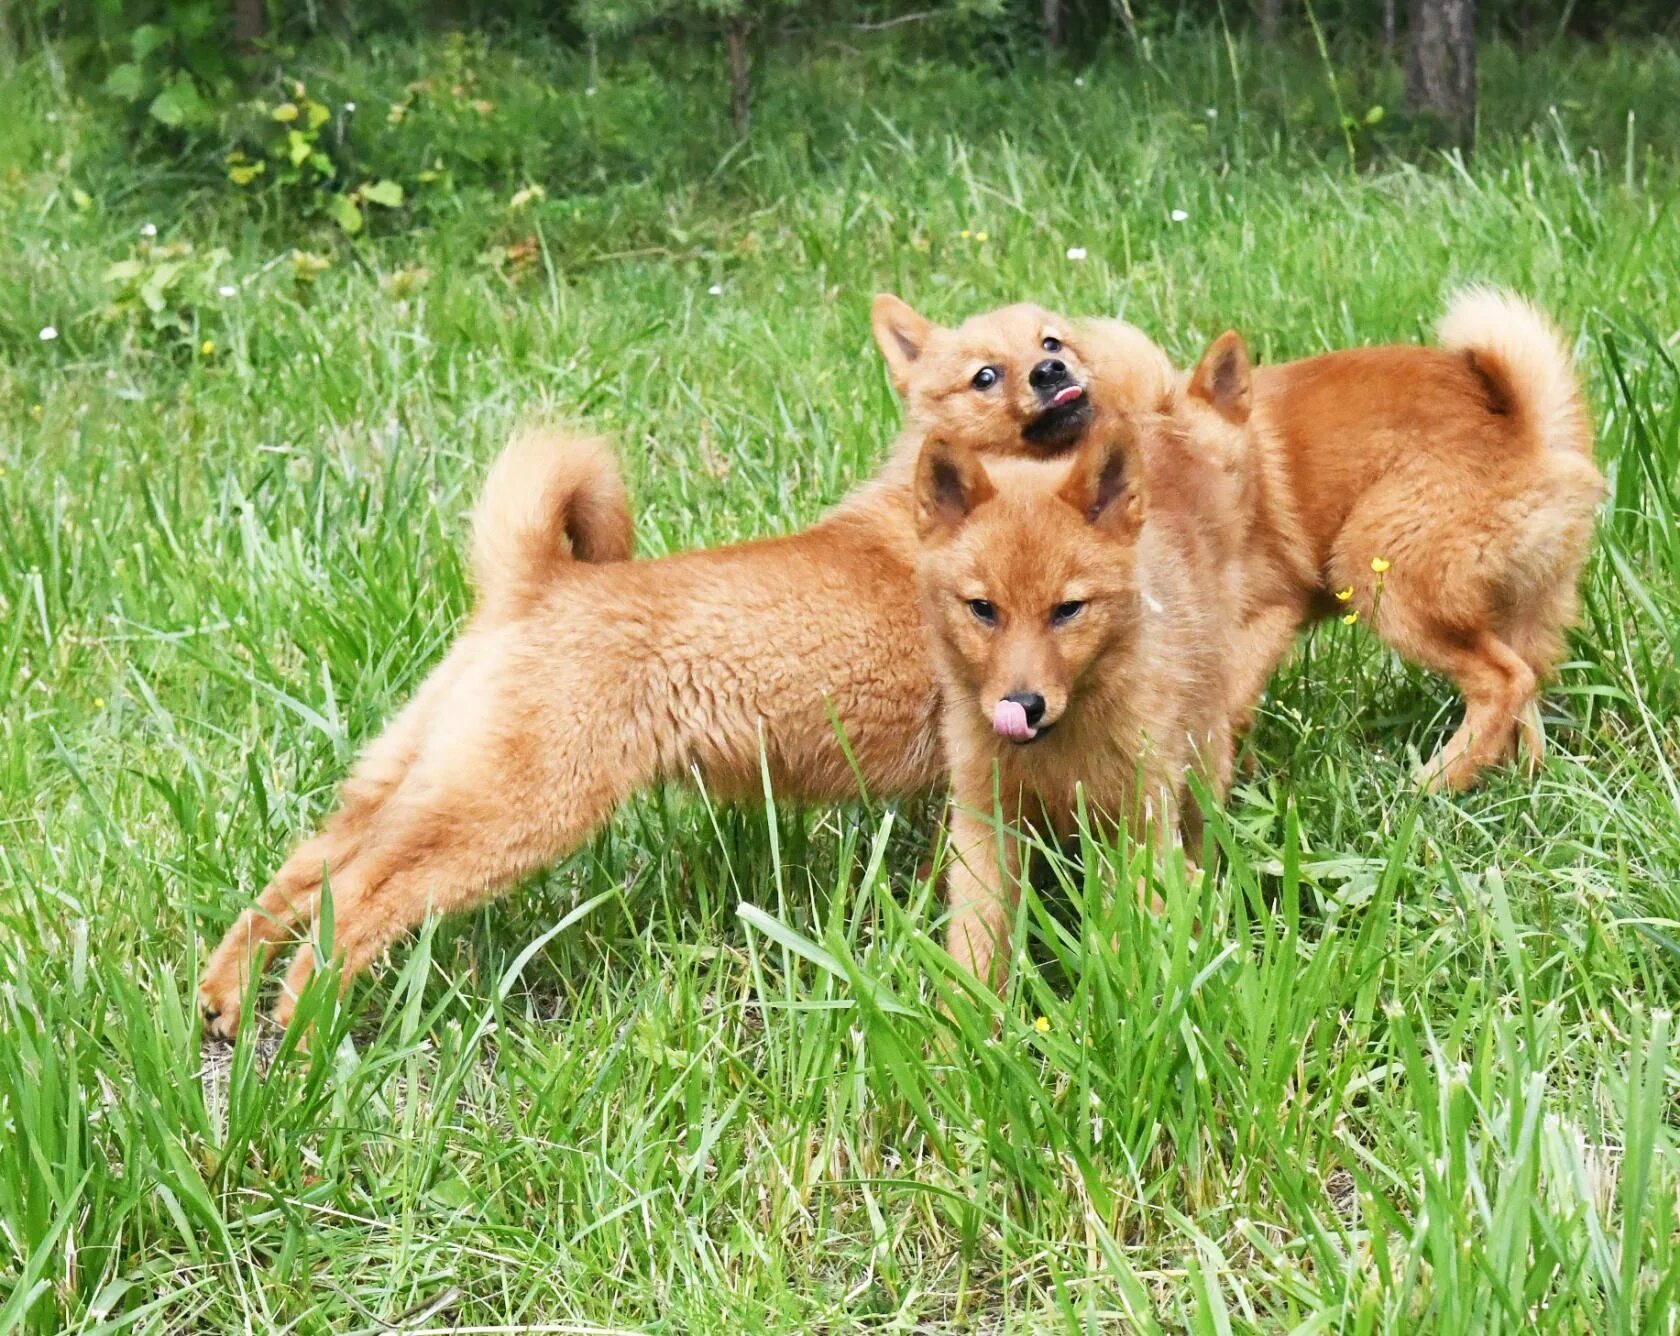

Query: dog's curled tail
[1437,287,1594,460]
[470,429,633,619]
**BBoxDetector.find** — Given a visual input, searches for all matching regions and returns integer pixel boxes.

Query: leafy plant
[226,80,408,234]
[101,239,231,350]
[99,6,236,138]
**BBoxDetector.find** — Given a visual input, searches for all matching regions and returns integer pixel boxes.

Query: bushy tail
[1437,287,1594,460]
[470,430,633,619]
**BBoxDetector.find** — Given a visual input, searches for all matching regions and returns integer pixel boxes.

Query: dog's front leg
[1224,601,1305,742]
[942,802,1021,991]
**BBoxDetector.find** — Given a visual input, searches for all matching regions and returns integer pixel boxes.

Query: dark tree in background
[1043,0,1065,50]
[1406,0,1478,145]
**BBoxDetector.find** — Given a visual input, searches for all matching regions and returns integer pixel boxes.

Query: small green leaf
[102,63,145,101]
[358,179,404,208]
[148,77,205,128]
[130,23,170,61]
[286,130,312,167]
[1365,104,1385,125]
[330,194,363,235]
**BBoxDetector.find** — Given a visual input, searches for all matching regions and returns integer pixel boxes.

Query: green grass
[2,25,1679,1334]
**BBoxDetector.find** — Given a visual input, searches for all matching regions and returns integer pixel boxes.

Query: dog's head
[874,295,1102,454]
[913,422,1147,746]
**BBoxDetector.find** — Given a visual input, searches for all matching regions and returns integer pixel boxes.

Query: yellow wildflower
[975,230,989,242]
[960,229,973,239]
[1335,586,1353,602]
[1370,556,1391,574]
[93,697,105,709]
[1033,1015,1051,1034]
[200,340,215,357]
[31,404,43,420]
[1342,611,1360,626]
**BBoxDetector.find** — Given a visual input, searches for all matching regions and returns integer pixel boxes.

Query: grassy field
[2,25,1679,1333]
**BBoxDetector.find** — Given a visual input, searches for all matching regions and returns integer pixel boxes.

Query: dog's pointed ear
[915,437,995,539]
[873,294,936,397]
[1187,330,1252,425]
[1058,431,1142,535]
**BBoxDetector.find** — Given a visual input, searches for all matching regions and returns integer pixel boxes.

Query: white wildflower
[140,222,157,237]
[1066,246,1088,261]
[38,326,58,341]
[1170,208,1189,222]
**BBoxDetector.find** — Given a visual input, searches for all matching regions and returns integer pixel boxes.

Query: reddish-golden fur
[916,415,1236,987]
[1179,288,1602,790]
[198,298,1174,1034]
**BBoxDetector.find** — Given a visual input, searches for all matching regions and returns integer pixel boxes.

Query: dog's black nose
[1029,359,1069,391]
[1004,691,1047,727]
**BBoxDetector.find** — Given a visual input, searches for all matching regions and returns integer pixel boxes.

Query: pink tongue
[1050,384,1084,407]
[993,698,1034,741]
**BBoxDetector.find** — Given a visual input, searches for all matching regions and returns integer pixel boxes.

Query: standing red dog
[1178,288,1601,790]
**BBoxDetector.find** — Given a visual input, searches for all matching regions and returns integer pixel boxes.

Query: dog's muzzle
[1023,383,1091,448]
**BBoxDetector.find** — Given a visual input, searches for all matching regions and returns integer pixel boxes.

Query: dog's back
[1260,316,1598,560]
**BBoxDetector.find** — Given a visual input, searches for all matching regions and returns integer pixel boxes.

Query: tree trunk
[1258,0,1283,41]
[1043,0,1064,50]
[1406,0,1477,146]
[1382,0,1396,60]
[232,0,266,51]
[726,17,750,134]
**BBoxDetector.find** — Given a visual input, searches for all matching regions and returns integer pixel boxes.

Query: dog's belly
[669,636,946,803]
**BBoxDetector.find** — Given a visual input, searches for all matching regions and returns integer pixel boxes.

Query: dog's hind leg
[199,650,467,1037]
[266,705,648,1029]
[1403,625,1537,793]
[1480,467,1601,777]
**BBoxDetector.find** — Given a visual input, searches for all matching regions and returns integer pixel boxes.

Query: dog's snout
[1029,359,1069,391]
[1004,691,1047,728]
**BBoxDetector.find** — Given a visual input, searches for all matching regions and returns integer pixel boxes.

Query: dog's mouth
[1022,385,1092,449]
[992,698,1058,745]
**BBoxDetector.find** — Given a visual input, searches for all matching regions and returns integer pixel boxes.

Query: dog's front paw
[198,961,249,1041]
[199,989,243,1041]
[1413,749,1475,794]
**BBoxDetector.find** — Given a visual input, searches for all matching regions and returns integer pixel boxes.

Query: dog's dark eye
[1051,600,1085,625]
[968,599,997,625]
[971,367,1000,391]
[1042,336,1063,353]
